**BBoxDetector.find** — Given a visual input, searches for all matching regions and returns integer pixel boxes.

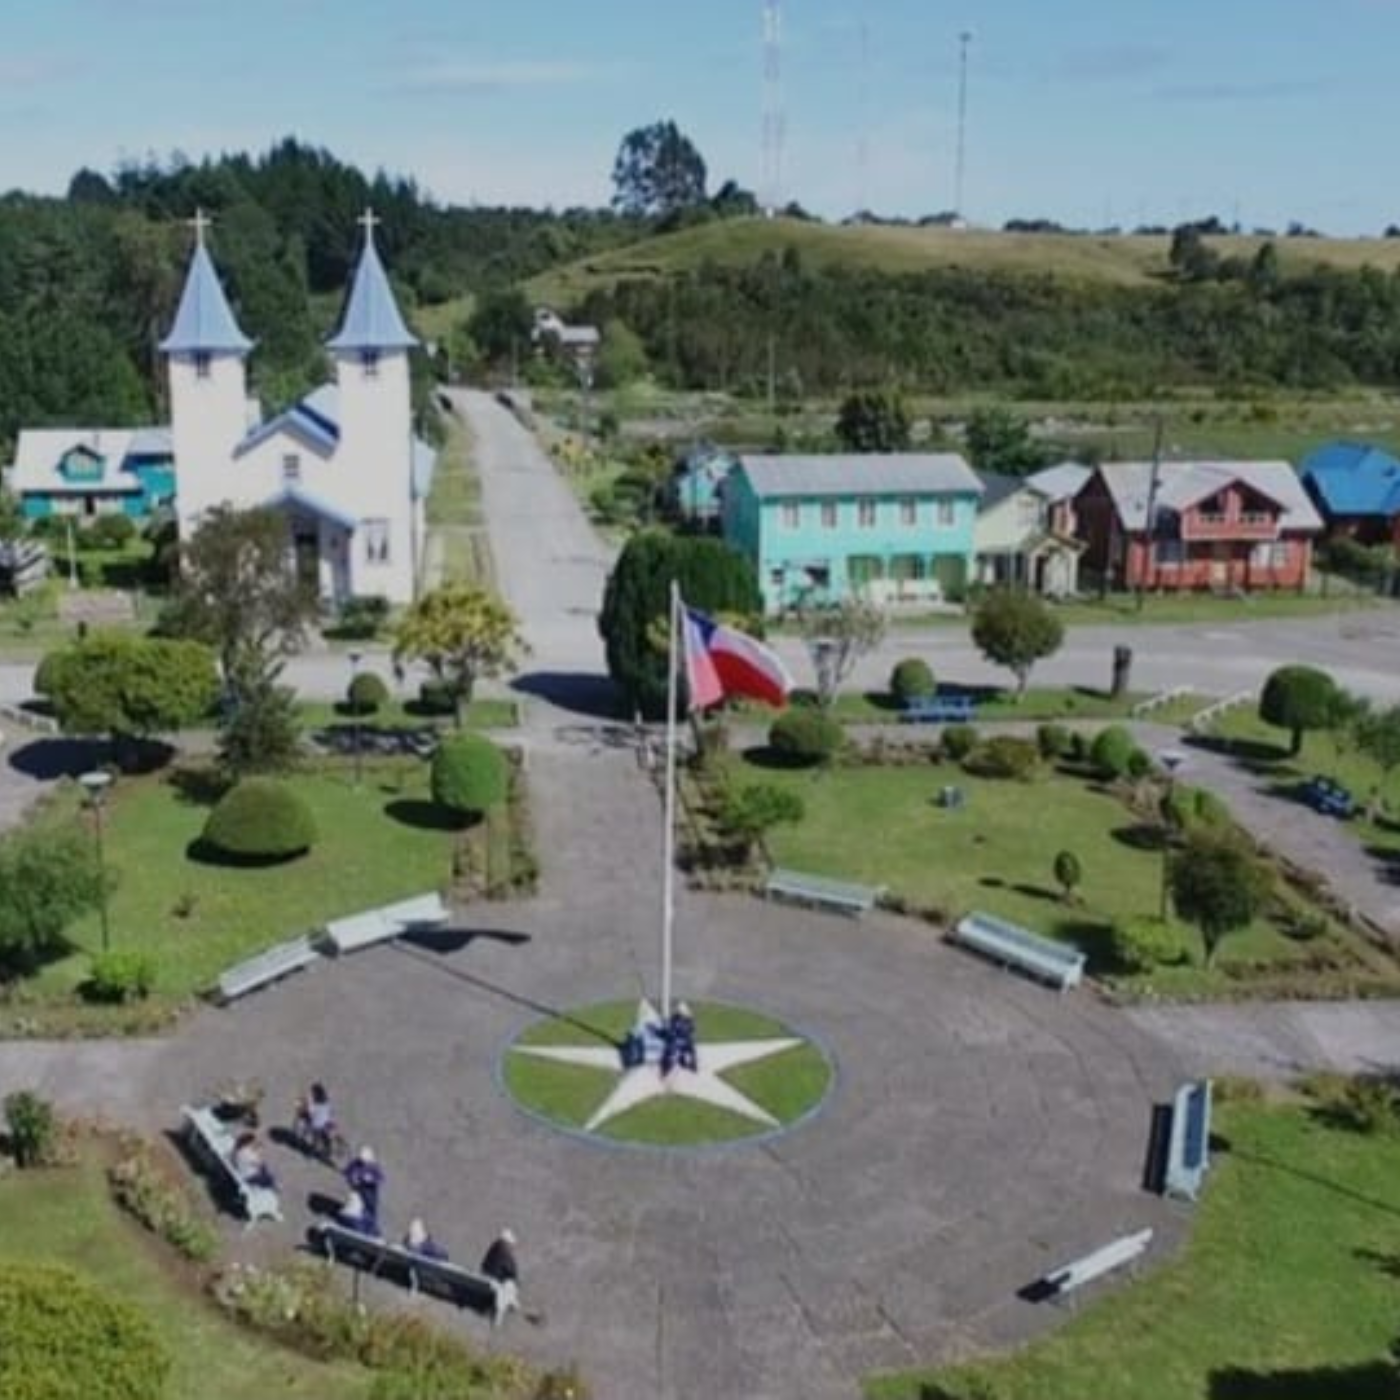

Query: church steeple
[159,210,252,356]
[326,209,419,353]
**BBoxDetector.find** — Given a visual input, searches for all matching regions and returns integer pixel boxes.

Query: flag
[681,606,793,710]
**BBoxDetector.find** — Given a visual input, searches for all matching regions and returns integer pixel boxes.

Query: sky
[3,0,1400,235]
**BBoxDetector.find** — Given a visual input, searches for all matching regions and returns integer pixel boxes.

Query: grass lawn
[826,686,1143,725]
[505,1000,832,1145]
[0,1154,372,1400]
[1053,591,1384,628]
[425,409,494,586]
[866,1095,1400,1400]
[737,753,1383,994]
[33,763,454,1003]
[297,696,519,731]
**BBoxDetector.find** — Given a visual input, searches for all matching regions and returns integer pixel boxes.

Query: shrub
[1053,849,1082,902]
[1036,722,1072,759]
[768,708,844,766]
[940,724,979,761]
[1163,784,1233,834]
[202,779,317,861]
[1089,724,1137,779]
[0,1262,169,1399]
[346,671,390,716]
[84,513,138,549]
[1125,746,1154,780]
[418,678,456,716]
[431,733,508,817]
[108,1142,220,1262]
[333,594,391,640]
[1066,730,1088,763]
[82,950,155,1004]
[787,687,821,709]
[32,650,65,698]
[1301,1073,1399,1135]
[889,658,936,705]
[1107,917,1192,974]
[963,735,1040,780]
[3,1090,56,1168]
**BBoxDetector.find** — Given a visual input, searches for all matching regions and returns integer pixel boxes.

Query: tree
[970,590,1065,697]
[0,824,105,976]
[431,733,509,819]
[599,532,762,715]
[1259,664,1339,757]
[164,506,317,681]
[596,319,649,389]
[799,600,887,709]
[1169,830,1271,967]
[964,407,1046,475]
[393,584,528,728]
[467,288,534,369]
[0,487,24,543]
[44,633,219,767]
[611,120,708,218]
[1169,224,1218,281]
[1326,689,1370,776]
[217,656,302,779]
[834,391,911,452]
[714,783,805,861]
[1053,850,1083,903]
[1357,704,1400,815]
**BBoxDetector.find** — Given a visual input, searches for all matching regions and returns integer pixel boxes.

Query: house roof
[159,237,252,355]
[738,453,982,499]
[976,470,1048,512]
[7,428,170,495]
[326,226,419,353]
[1027,461,1092,504]
[264,485,358,531]
[1093,460,1324,533]
[1299,441,1400,517]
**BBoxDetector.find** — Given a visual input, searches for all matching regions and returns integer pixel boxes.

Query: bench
[216,935,320,1004]
[1302,775,1355,819]
[1163,1079,1213,1202]
[898,695,976,725]
[307,1220,501,1316]
[1038,1227,1153,1305]
[951,911,1086,991]
[180,1103,282,1228]
[323,892,450,956]
[764,867,884,916]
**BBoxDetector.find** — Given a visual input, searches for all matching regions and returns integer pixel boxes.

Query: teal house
[668,443,739,525]
[722,453,983,613]
[6,427,175,521]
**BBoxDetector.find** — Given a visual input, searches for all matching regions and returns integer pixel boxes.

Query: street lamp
[78,770,113,953]
[1158,749,1186,921]
[348,649,364,787]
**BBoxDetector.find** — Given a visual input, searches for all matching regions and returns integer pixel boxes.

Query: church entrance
[293,530,320,597]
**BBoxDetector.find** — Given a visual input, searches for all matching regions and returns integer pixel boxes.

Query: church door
[293,530,320,598]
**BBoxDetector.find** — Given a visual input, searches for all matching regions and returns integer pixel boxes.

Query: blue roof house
[1299,442,1400,547]
[722,453,983,614]
[5,427,174,521]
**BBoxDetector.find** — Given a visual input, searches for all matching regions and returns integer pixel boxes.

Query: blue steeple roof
[327,212,419,353]
[159,217,252,355]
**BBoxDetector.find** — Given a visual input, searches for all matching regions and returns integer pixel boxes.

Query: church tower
[327,211,420,602]
[160,211,252,541]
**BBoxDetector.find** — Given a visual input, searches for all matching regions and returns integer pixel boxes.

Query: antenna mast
[857,12,870,217]
[955,29,973,221]
[762,0,784,217]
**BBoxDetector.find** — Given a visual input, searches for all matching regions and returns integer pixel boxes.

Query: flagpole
[660,579,680,1021]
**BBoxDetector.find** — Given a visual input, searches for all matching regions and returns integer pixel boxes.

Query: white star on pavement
[511,1005,802,1132]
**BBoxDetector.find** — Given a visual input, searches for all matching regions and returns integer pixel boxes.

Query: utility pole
[955,30,973,221]
[1137,415,1166,612]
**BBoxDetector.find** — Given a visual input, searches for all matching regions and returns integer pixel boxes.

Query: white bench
[1040,1227,1153,1305]
[764,868,884,917]
[951,911,1086,990]
[322,892,450,956]
[180,1103,282,1228]
[216,935,320,1004]
[308,1220,502,1318]
[1163,1079,1213,1202]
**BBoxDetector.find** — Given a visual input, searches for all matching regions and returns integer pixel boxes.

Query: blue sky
[3,0,1398,234]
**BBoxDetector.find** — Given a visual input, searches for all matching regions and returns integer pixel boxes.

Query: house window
[1018,495,1043,527]
[1254,541,1290,568]
[857,499,876,528]
[890,554,927,581]
[899,499,917,526]
[194,352,211,380]
[820,502,837,529]
[282,453,301,484]
[361,349,380,379]
[781,502,801,529]
[1156,539,1184,566]
[848,555,884,586]
[937,500,955,526]
[364,519,391,565]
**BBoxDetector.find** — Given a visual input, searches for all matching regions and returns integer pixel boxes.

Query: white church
[7,211,434,607]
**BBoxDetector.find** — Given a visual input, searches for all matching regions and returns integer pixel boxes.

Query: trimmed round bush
[202,779,317,861]
[889,658,936,705]
[1125,746,1154,780]
[418,678,456,716]
[0,1262,169,1400]
[1089,725,1137,779]
[1036,723,1072,760]
[84,513,137,549]
[768,708,844,766]
[346,671,390,716]
[431,733,508,817]
[32,650,67,699]
[940,724,979,762]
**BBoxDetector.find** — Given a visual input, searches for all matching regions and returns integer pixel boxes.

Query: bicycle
[290,1098,349,1164]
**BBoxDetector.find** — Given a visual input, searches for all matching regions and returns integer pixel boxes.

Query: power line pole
[1137,414,1166,612]
[857,11,870,216]
[955,30,973,221]
[762,0,784,217]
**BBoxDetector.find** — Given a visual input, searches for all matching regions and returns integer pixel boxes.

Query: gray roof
[976,470,1046,512]
[1097,460,1324,533]
[1027,461,1092,504]
[738,453,982,499]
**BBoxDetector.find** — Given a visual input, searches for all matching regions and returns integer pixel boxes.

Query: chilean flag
[681,606,793,710]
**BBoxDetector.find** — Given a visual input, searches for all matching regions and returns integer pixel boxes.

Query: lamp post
[79,770,113,953]
[348,649,364,787]
[1158,749,1185,921]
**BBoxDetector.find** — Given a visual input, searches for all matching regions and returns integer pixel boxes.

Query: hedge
[431,734,508,816]
[202,779,317,860]
[768,708,844,766]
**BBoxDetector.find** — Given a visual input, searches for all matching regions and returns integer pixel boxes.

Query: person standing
[345,1146,385,1225]
[480,1227,520,1325]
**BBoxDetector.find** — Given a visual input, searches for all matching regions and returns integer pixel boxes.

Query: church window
[364,519,391,565]
[282,453,301,483]
[361,349,380,379]
[194,352,211,379]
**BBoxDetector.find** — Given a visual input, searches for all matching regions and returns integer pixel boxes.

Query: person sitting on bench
[231,1131,276,1189]
[344,1146,385,1223]
[403,1217,449,1262]
[480,1227,520,1325]
[336,1187,380,1236]
[668,1001,698,1073]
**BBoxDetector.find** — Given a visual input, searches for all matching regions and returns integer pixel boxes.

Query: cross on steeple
[187,208,212,246]
[358,207,380,241]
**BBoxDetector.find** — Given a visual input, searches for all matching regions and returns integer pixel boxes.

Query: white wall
[169,352,249,537]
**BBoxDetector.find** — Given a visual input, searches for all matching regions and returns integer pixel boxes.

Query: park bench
[307,1220,501,1316]
[179,1103,283,1228]
[1301,775,1355,819]
[898,694,976,725]
[323,892,450,956]
[951,911,1086,991]
[1037,1227,1154,1305]
[764,867,884,917]
[216,934,320,1004]
[1163,1079,1213,1202]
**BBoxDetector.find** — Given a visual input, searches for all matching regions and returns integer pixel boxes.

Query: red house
[1075,460,1323,593]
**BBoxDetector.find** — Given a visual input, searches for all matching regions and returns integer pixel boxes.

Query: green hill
[528,216,1400,305]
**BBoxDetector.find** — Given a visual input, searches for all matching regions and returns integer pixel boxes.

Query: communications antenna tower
[955,30,973,221]
[857,13,870,217]
[762,0,784,217]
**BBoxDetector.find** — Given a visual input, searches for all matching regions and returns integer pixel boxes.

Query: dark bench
[1301,775,1355,819]
[307,1220,501,1316]
[1163,1079,1213,1202]
[898,694,976,725]
[764,867,884,916]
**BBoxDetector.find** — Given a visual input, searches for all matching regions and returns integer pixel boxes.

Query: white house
[159,210,434,606]
[973,469,1086,597]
